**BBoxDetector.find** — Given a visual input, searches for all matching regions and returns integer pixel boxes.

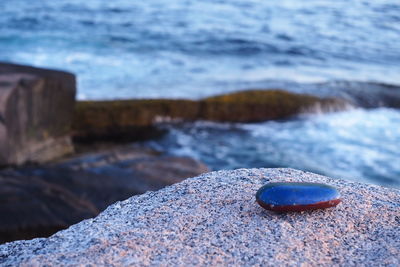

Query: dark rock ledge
[0,145,208,244]
[0,169,398,266]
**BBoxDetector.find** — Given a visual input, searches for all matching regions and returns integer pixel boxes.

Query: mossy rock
[73,90,347,142]
[73,99,200,142]
[201,90,334,122]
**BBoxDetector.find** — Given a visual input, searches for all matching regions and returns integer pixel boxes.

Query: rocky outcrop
[202,90,349,120]
[314,81,400,109]
[0,172,98,245]
[1,168,398,266]
[0,145,208,244]
[73,90,349,142]
[0,62,76,165]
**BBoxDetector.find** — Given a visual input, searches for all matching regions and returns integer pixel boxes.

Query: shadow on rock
[0,145,208,244]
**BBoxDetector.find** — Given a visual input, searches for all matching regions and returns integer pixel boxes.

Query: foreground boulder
[0,62,76,165]
[73,90,348,142]
[1,168,398,266]
[0,145,208,244]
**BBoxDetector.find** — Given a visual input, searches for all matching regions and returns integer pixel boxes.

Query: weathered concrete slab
[0,168,399,266]
[0,62,76,165]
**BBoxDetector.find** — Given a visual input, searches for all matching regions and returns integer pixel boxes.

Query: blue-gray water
[146,108,400,188]
[1,0,399,187]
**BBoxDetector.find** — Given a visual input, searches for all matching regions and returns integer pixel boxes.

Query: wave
[145,108,400,188]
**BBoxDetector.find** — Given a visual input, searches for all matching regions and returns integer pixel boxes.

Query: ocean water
[146,108,400,188]
[1,0,400,99]
[1,0,400,187]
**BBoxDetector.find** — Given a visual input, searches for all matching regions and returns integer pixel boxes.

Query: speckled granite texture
[1,168,399,266]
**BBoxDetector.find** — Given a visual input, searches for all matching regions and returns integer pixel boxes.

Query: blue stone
[256,182,341,212]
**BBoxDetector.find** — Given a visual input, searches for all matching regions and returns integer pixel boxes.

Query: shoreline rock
[73,90,349,143]
[0,63,76,166]
[0,168,398,266]
[0,145,208,244]
[0,171,98,244]
[0,62,352,164]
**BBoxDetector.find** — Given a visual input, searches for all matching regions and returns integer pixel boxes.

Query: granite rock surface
[1,168,399,266]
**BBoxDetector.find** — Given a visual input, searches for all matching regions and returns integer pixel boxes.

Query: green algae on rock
[73,90,348,142]
[201,90,347,122]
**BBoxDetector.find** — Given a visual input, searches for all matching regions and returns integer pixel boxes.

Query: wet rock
[0,146,208,243]
[73,90,348,142]
[72,99,198,143]
[339,81,400,109]
[302,81,400,109]
[242,80,400,109]
[0,172,98,244]
[0,168,398,266]
[201,90,348,121]
[42,145,209,210]
[0,62,76,165]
